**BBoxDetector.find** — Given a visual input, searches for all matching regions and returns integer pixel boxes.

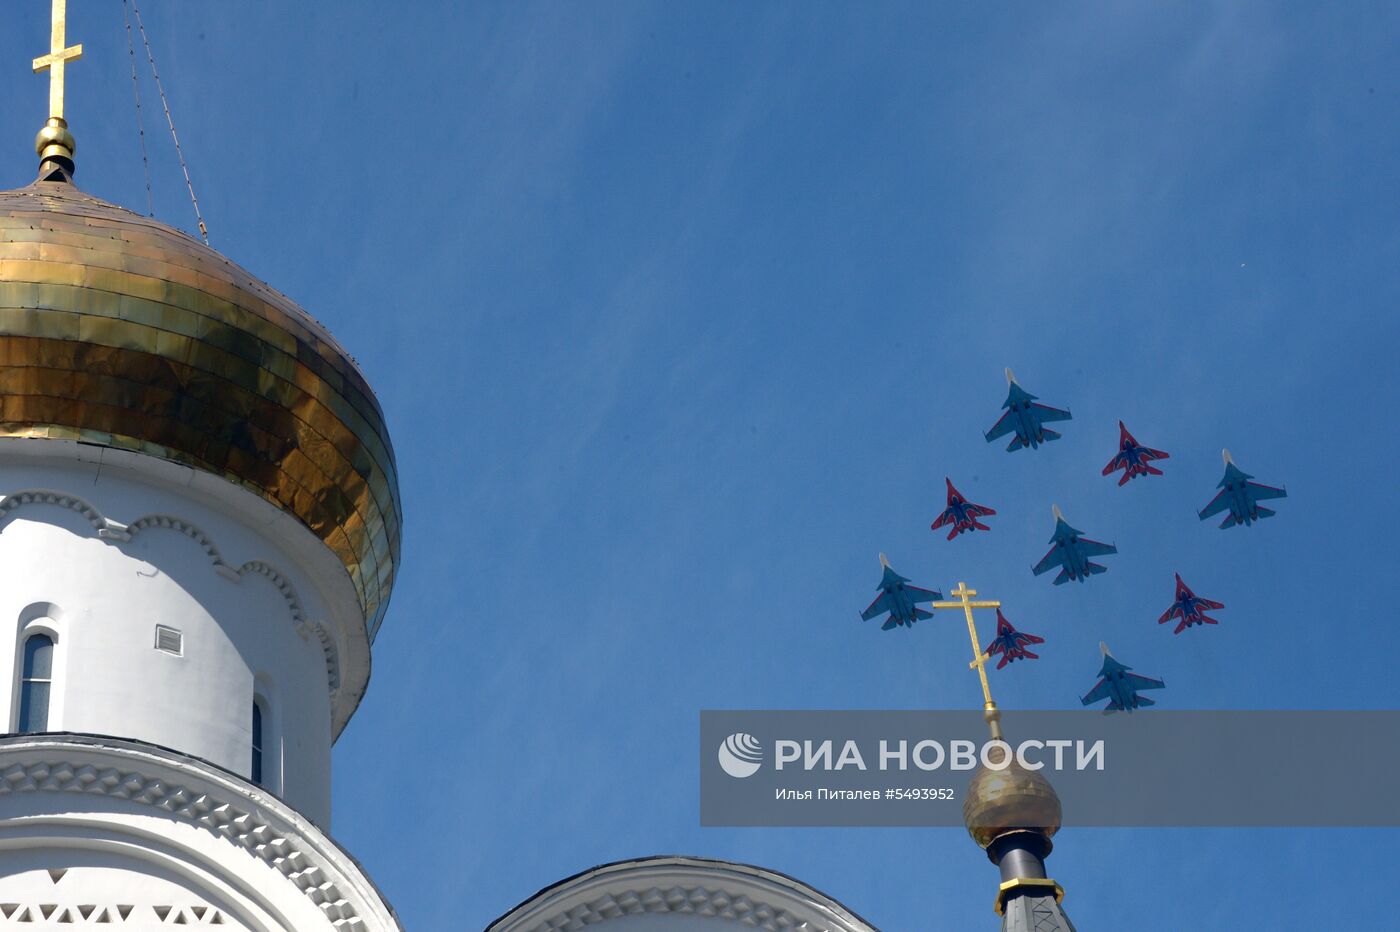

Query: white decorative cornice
[490,856,876,932]
[0,735,399,931]
[0,489,129,540]
[238,560,307,628]
[129,514,240,579]
[310,622,342,695]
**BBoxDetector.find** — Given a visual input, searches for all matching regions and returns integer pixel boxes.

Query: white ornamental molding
[0,735,400,931]
[0,489,338,701]
[128,514,241,579]
[0,489,128,540]
[490,856,876,932]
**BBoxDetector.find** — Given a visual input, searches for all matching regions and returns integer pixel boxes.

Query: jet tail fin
[1134,695,1156,708]
[914,608,933,621]
[1053,568,1071,585]
[1006,436,1025,452]
[1085,562,1108,576]
[1041,428,1062,442]
[1255,506,1276,519]
[1219,514,1237,529]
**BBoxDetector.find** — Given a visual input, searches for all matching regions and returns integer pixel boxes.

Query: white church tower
[0,5,402,928]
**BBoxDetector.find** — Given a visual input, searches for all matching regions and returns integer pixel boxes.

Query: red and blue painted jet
[984,369,1072,451]
[984,609,1044,669]
[1198,449,1287,528]
[930,478,996,540]
[1159,573,1225,634]
[860,554,942,631]
[1032,505,1117,585]
[1102,421,1169,486]
[1080,643,1166,712]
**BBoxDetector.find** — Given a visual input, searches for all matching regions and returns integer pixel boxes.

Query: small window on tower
[154,625,183,656]
[251,698,266,786]
[17,633,54,733]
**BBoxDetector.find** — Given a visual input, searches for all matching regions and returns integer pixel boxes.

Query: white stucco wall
[0,443,363,827]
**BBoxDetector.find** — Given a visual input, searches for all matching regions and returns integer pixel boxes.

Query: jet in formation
[860,554,942,630]
[1102,420,1169,486]
[984,609,1044,669]
[1080,643,1166,711]
[984,369,1072,452]
[930,478,996,540]
[1032,505,1117,585]
[1198,449,1286,528]
[1159,573,1225,634]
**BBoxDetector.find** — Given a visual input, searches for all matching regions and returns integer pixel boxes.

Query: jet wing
[1080,678,1111,706]
[903,585,941,603]
[1123,672,1165,691]
[1032,546,1063,576]
[860,592,891,621]
[930,508,954,530]
[1030,403,1071,423]
[984,410,1016,442]
[1077,538,1117,558]
[1198,488,1229,520]
[1247,482,1287,501]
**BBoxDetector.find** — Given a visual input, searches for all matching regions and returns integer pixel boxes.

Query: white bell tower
[0,6,402,928]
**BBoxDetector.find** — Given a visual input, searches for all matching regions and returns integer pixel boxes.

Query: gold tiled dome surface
[962,751,1062,849]
[0,181,400,639]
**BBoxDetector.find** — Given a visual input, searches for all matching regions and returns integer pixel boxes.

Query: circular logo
[718,732,763,778]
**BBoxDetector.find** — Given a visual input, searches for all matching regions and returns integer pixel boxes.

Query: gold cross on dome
[932,581,1004,740]
[33,0,83,119]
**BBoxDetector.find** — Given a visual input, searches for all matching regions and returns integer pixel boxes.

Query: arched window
[251,698,266,785]
[18,633,54,733]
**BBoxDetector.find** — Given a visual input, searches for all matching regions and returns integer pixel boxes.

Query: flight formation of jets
[860,368,1286,711]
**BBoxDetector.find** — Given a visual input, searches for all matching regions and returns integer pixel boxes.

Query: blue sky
[4,2,1398,928]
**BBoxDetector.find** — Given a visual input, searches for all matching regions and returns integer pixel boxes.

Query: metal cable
[121,0,154,217]
[129,0,209,244]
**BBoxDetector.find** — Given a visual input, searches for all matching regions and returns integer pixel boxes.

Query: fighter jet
[1080,643,1166,712]
[860,554,942,631]
[1198,449,1286,528]
[1159,573,1225,634]
[1032,505,1117,585]
[1102,421,1169,486]
[984,609,1044,669]
[930,478,997,540]
[984,369,1072,451]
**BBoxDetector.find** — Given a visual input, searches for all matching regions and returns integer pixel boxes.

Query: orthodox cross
[33,0,83,120]
[932,582,1004,740]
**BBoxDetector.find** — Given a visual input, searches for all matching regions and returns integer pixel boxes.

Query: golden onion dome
[962,744,1063,849]
[0,180,400,638]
